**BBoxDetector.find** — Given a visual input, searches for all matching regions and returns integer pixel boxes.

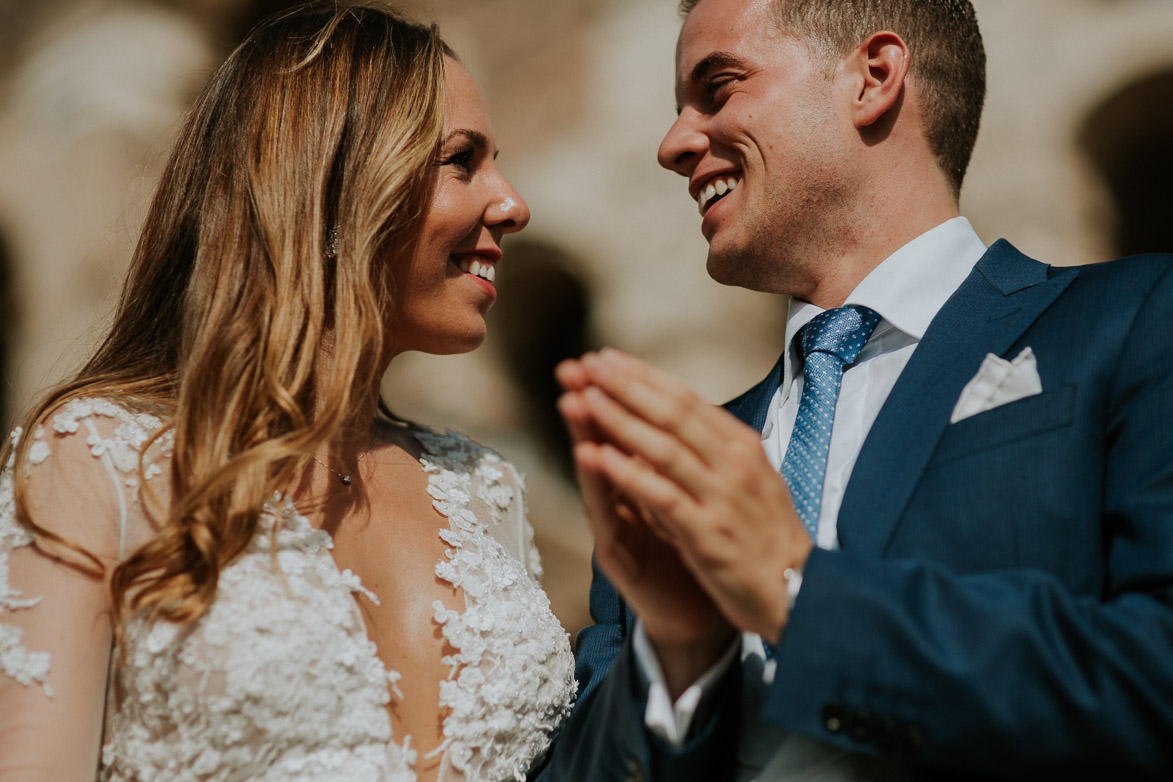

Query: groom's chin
[705,246,778,293]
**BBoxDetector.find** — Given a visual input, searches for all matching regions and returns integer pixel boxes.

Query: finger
[581,385,714,499]
[574,441,653,540]
[613,499,643,527]
[572,442,646,582]
[573,444,623,554]
[592,442,700,547]
[629,490,678,544]
[594,463,677,545]
[582,349,750,467]
[557,390,599,445]
[554,355,596,393]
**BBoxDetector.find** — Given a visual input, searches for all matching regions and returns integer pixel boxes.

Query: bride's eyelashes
[441,146,476,173]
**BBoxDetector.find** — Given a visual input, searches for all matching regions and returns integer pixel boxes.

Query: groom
[538,0,1173,779]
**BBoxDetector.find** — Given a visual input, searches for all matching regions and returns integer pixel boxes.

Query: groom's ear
[842,31,911,129]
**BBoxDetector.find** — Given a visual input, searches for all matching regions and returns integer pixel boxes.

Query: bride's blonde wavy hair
[3,2,453,631]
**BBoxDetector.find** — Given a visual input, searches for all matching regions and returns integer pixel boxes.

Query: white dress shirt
[639,217,988,778]
[763,216,988,548]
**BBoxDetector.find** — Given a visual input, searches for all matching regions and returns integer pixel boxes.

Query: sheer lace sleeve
[0,414,132,781]
[456,454,542,583]
[504,463,544,584]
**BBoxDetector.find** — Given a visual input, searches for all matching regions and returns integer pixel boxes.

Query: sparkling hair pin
[324,225,340,259]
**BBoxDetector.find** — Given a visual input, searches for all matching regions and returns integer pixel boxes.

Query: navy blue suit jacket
[534,241,1173,780]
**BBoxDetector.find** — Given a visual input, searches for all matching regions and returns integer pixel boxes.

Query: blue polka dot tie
[781,306,881,538]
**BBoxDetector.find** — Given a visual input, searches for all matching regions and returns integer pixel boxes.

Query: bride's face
[385,57,530,358]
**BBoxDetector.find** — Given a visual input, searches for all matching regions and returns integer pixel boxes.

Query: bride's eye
[442,147,476,173]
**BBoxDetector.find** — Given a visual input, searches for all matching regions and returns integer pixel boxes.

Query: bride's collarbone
[316,448,465,767]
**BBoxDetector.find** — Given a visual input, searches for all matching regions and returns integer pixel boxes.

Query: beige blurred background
[1,0,1172,641]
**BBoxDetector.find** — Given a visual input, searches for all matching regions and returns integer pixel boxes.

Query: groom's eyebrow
[691,52,744,82]
[677,52,747,113]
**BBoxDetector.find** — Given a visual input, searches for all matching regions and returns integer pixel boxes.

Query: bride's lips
[452,251,500,299]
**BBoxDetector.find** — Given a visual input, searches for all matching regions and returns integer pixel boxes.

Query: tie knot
[799,305,881,366]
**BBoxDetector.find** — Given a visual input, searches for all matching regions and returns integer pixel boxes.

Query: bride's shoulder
[48,395,170,434]
[3,395,173,564]
[400,420,523,484]
[9,395,173,481]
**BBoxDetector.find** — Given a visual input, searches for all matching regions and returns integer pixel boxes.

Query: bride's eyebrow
[442,129,497,157]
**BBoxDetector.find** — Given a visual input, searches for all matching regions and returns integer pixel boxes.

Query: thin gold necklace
[313,432,374,486]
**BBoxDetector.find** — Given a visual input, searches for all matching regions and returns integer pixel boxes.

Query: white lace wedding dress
[0,398,576,782]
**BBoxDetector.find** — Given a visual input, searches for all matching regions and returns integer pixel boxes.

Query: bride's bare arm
[0,424,122,781]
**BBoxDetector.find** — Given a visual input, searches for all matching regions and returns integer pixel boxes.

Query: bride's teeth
[458,257,497,283]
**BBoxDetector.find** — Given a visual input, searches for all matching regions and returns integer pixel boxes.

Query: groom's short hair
[679,0,986,196]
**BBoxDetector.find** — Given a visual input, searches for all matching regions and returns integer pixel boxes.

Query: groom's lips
[691,171,743,215]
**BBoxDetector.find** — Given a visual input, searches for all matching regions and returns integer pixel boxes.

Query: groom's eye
[704,76,735,107]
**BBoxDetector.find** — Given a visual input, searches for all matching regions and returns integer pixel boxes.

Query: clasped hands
[557,348,812,695]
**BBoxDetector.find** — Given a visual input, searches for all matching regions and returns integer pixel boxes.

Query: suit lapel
[725,353,785,432]
[836,240,1078,556]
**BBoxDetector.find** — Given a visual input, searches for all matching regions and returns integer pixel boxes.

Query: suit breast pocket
[930,383,1077,466]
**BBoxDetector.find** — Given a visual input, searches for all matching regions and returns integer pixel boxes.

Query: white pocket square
[950,347,1042,423]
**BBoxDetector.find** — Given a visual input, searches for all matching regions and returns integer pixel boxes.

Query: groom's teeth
[697,176,742,214]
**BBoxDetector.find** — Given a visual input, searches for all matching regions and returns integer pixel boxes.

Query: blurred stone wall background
[2,0,1172,640]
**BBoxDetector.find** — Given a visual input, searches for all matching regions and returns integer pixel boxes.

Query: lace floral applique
[104,494,417,782]
[0,458,53,696]
[2,400,175,702]
[5,404,572,781]
[416,427,576,782]
[52,398,172,491]
[514,471,545,583]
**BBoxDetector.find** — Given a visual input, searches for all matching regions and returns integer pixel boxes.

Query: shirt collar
[779,216,987,393]
[784,216,987,350]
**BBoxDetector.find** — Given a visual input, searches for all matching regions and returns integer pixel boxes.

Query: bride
[0,4,575,781]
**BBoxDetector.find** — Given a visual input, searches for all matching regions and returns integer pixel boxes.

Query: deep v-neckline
[283,421,515,775]
[17,399,574,782]
[286,422,461,749]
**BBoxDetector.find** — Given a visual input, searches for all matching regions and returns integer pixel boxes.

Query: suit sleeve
[763,262,1173,779]
[532,558,740,782]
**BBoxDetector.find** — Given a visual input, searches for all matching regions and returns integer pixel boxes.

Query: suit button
[624,757,644,782]
[875,718,902,752]
[848,710,874,743]
[821,702,846,734]
[904,725,927,752]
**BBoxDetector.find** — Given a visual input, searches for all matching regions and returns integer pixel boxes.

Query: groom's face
[657,0,856,296]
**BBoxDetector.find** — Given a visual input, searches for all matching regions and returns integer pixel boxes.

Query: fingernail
[584,353,614,381]
[598,348,626,371]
